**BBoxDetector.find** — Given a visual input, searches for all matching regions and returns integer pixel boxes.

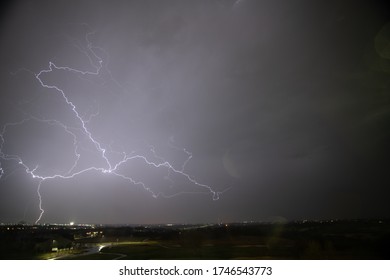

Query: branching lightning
[0,27,229,224]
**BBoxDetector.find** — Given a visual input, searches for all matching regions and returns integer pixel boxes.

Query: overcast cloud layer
[0,0,389,224]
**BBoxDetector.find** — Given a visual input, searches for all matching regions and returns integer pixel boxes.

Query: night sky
[0,0,389,224]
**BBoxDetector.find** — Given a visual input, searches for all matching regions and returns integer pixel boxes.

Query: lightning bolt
[0,26,230,224]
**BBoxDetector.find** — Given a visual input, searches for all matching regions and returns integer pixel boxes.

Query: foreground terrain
[1,220,389,260]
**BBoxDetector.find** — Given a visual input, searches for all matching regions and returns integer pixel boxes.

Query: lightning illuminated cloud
[0,26,229,224]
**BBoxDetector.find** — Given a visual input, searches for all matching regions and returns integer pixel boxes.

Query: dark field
[1,220,389,260]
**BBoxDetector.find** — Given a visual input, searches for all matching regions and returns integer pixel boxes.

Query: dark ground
[1,219,389,260]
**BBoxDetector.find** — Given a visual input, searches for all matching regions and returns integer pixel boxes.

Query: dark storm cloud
[0,0,389,224]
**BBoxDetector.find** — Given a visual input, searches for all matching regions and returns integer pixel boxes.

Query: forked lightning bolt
[0,28,229,224]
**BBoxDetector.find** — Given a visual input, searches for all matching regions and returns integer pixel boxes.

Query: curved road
[49,243,126,260]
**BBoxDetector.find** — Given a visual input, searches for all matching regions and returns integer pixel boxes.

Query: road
[49,243,126,260]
